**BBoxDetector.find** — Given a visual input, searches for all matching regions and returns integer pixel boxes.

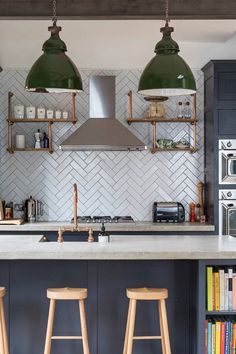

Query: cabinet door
[218,109,236,135]
[218,71,236,101]
[9,261,96,354]
[97,260,193,354]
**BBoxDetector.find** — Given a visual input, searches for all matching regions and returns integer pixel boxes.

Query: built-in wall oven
[219,189,236,236]
[219,139,236,184]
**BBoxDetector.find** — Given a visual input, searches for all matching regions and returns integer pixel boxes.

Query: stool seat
[47,287,87,300]
[126,287,168,300]
[0,288,6,298]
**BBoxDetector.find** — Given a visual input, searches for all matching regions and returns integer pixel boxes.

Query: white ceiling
[0,20,235,69]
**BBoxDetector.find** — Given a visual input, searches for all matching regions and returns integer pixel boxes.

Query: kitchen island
[0,234,229,354]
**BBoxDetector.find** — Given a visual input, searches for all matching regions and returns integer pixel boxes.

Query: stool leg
[44,299,56,354]
[0,298,9,354]
[126,299,136,354]
[123,299,131,354]
[158,300,166,354]
[79,300,90,354]
[159,300,171,354]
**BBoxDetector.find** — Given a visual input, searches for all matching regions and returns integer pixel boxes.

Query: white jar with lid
[47,109,54,119]
[37,107,45,119]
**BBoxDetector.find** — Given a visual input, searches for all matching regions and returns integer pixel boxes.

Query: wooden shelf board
[127,117,195,124]
[206,311,236,315]
[8,118,76,123]
[11,148,53,152]
[150,147,198,154]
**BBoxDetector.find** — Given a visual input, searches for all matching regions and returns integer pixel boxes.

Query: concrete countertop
[0,221,215,232]
[0,234,234,260]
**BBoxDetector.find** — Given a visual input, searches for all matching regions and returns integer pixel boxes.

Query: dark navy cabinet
[0,260,197,354]
[202,60,236,231]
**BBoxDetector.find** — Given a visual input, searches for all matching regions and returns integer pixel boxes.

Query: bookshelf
[197,260,236,354]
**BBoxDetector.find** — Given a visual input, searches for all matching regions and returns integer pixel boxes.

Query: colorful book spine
[205,320,208,354]
[207,267,213,311]
[212,323,216,354]
[233,276,236,311]
[216,321,221,354]
[225,273,229,311]
[225,321,230,354]
[215,272,220,311]
[229,269,233,311]
[230,322,233,354]
[208,321,212,354]
[233,323,236,353]
[220,269,225,311]
[221,322,226,354]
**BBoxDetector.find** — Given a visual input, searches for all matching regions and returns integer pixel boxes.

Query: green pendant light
[25,0,83,93]
[138,0,196,97]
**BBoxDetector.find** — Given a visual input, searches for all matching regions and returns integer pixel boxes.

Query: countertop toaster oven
[153,202,185,223]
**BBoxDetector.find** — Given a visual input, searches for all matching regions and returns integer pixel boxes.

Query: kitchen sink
[39,234,98,242]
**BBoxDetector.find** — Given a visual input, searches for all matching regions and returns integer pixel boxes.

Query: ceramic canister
[14,105,24,119]
[47,109,54,119]
[15,135,25,149]
[55,110,62,119]
[37,107,45,119]
[26,106,36,119]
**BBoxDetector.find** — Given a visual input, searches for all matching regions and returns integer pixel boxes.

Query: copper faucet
[57,183,94,243]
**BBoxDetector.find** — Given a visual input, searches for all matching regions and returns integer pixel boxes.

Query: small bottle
[43,133,49,148]
[177,102,183,118]
[98,223,110,243]
[184,101,191,118]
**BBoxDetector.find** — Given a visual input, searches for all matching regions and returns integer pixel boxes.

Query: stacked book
[205,319,236,353]
[206,267,236,311]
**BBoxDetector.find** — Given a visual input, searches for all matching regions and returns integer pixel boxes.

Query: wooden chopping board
[0,219,23,225]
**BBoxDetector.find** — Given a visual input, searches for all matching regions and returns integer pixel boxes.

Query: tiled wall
[0,69,204,221]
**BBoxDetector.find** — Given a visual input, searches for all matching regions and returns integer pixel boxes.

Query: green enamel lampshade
[25,25,83,93]
[138,23,196,97]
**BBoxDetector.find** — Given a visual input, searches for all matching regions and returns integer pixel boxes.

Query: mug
[15,135,25,149]
[5,207,13,220]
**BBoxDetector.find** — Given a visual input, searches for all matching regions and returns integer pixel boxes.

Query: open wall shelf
[7,92,77,154]
[127,90,198,154]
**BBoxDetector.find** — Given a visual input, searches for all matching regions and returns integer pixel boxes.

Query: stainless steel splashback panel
[89,76,115,119]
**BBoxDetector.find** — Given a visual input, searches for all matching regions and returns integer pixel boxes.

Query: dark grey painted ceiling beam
[0,0,235,19]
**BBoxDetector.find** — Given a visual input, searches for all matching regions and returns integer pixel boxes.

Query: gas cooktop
[71,216,134,223]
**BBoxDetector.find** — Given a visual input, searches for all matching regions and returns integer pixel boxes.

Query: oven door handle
[227,153,235,158]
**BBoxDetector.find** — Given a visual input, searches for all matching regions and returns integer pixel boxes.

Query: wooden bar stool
[0,288,9,354]
[44,287,90,354]
[123,287,171,354]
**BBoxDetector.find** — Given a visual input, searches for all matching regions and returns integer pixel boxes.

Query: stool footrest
[51,336,82,340]
[133,336,162,340]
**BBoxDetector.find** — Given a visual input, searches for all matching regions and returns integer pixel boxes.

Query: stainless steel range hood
[60,76,147,151]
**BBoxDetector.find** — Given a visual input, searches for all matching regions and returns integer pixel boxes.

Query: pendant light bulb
[138,0,196,97]
[25,0,83,93]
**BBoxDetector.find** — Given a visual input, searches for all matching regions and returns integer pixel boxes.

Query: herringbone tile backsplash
[0,69,204,221]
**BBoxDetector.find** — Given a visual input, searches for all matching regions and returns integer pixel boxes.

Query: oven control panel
[219,139,236,150]
[219,189,236,200]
